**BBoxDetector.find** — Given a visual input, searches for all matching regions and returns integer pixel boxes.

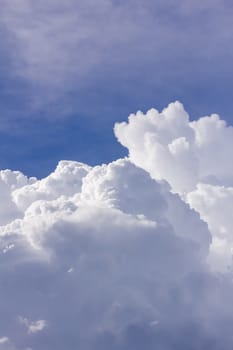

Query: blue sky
[1,0,233,177]
[3,2,233,348]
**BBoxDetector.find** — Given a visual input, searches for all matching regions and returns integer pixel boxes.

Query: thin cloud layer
[1,105,233,348]
[1,0,233,116]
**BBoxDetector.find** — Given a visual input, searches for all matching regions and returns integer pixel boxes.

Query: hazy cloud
[1,0,233,116]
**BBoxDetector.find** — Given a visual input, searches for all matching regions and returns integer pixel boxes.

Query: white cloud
[19,317,47,334]
[0,169,36,225]
[0,337,9,344]
[12,160,90,212]
[114,101,233,271]
[187,183,233,271]
[1,108,233,347]
[115,101,233,192]
[0,336,15,350]
[0,158,214,348]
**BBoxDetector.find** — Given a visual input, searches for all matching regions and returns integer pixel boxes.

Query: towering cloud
[1,103,233,348]
[115,101,233,270]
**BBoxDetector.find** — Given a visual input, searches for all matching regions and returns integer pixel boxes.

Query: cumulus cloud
[187,183,233,271]
[115,101,233,192]
[1,105,233,348]
[0,169,36,225]
[115,102,233,270]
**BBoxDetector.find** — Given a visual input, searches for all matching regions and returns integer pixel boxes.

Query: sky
[2,1,233,349]
[1,0,233,176]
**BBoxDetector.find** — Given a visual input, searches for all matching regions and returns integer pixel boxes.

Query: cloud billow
[0,103,233,348]
[115,101,233,270]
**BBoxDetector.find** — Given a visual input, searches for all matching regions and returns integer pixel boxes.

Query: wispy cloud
[1,0,233,119]
[19,317,47,334]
